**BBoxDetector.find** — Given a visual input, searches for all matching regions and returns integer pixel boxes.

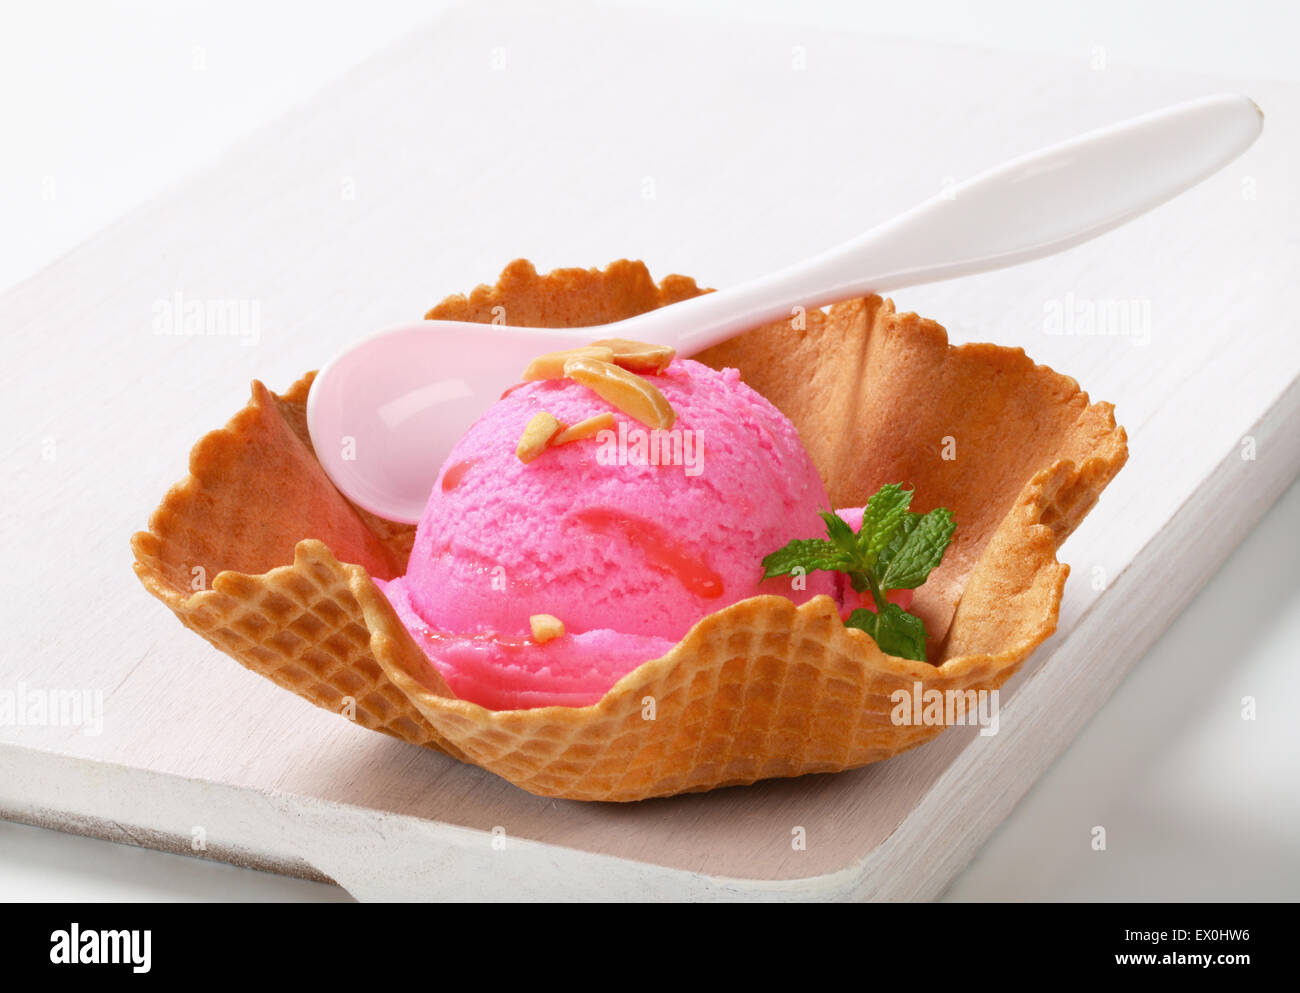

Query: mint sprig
[761,484,955,662]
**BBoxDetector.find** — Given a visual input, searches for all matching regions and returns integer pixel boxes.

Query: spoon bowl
[308,321,597,523]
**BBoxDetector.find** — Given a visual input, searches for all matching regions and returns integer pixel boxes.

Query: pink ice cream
[380,357,839,710]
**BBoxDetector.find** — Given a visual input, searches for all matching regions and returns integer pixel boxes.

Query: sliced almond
[529,613,565,643]
[551,412,616,446]
[562,357,676,430]
[589,337,675,373]
[521,346,615,381]
[515,411,563,463]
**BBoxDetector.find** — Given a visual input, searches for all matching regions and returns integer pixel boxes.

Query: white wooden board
[2,0,1298,900]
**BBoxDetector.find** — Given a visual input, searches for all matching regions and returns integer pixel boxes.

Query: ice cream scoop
[379,357,840,709]
[307,94,1261,524]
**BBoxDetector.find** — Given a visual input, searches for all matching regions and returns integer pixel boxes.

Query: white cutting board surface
[2,0,1298,900]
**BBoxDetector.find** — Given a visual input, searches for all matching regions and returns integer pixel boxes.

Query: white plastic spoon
[308,93,1262,524]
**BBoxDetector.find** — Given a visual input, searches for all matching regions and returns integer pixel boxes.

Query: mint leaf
[761,538,845,580]
[845,604,929,662]
[879,507,956,590]
[873,512,921,578]
[854,483,914,564]
[819,509,858,553]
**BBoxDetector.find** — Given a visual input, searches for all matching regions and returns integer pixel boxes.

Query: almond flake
[522,346,615,381]
[550,412,616,446]
[589,337,675,373]
[529,614,565,643]
[516,411,563,462]
[562,357,676,430]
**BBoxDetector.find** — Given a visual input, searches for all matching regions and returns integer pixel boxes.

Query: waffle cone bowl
[132,259,1127,802]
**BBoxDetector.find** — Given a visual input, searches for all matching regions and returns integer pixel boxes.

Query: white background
[2,0,1297,900]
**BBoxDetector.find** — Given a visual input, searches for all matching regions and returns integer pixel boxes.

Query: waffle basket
[132,259,1127,801]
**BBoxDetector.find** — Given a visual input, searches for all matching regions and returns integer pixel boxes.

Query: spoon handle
[616,93,1262,355]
